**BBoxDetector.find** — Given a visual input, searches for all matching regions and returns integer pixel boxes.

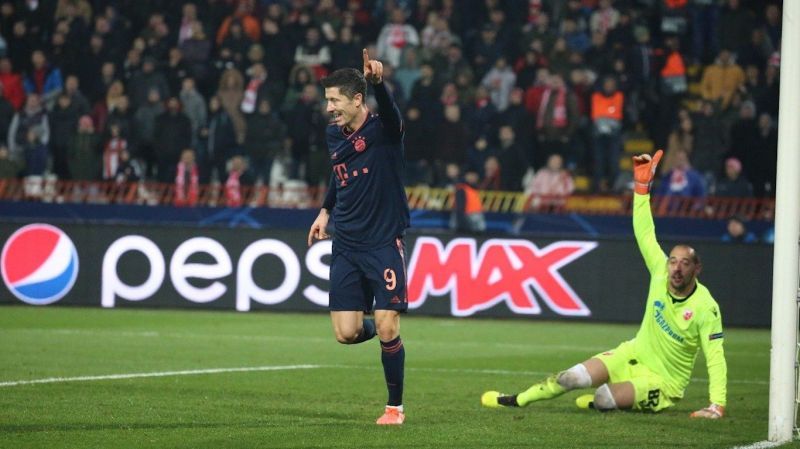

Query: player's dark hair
[321,68,367,100]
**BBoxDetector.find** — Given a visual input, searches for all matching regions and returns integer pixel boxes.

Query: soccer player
[307,49,409,425]
[481,150,728,418]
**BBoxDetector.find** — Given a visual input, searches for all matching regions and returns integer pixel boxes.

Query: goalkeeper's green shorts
[593,341,677,412]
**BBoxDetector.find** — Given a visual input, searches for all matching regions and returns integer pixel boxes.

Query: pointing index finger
[363,48,370,65]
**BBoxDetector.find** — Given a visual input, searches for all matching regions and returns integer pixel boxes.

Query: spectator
[282,64,316,112]
[165,47,190,95]
[22,127,47,176]
[63,75,91,115]
[402,104,433,186]
[68,115,100,181]
[717,0,755,54]
[469,24,504,79]
[114,149,140,186]
[656,35,688,146]
[23,50,63,109]
[0,57,25,110]
[294,26,332,80]
[8,94,48,162]
[748,113,778,197]
[524,153,575,209]
[496,125,528,191]
[691,100,727,177]
[174,148,199,207]
[259,16,293,86]
[700,48,744,111]
[655,150,706,198]
[200,96,237,183]
[241,62,283,115]
[535,73,579,169]
[481,56,516,112]
[662,111,694,175]
[154,97,192,182]
[589,0,620,36]
[102,123,127,180]
[244,98,286,185]
[285,84,326,185]
[480,155,502,190]
[179,77,207,149]
[180,21,212,90]
[0,84,14,144]
[728,100,758,183]
[133,88,164,178]
[177,3,199,46]
[421,11,457,58]
[434,104,469,171]
[591,75,624,192]
[721,215,758,243]
[49,93,81,179]
[216,1,260,46]
[90,80,126,136]
[377,7,420,68]
[224,155,249,207]
[714,157,753,198]
[216,68,246,144]
[451,170,486,233]
[330,25,362,73]
[0,144,21,179]
[128,57,170,109]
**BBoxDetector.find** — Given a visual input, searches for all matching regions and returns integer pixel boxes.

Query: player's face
[668,246,701,294]
[325,87,363,130]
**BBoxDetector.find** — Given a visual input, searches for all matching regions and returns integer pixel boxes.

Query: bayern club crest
[683,310,693,321]
[354,136,366,152]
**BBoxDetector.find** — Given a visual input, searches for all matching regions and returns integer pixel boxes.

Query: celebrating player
[307,49,410,425]
[481,150,728,418]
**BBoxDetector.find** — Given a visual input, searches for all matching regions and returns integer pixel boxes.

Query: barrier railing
[0,178,775,220]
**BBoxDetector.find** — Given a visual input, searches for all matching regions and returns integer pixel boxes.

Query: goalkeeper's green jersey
[630,194,727,406]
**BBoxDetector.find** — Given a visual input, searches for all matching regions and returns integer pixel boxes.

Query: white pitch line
[730,440,789,449]
[0,364,321,387]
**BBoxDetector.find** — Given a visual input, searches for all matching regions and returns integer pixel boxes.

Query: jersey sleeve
[372,82,403,143]
[633,193,667,274]
[322,174,337,211]
[699,303,727,406]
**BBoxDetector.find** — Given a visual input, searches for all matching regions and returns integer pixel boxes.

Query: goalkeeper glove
[632,149,663,195]
[690,403,725,419]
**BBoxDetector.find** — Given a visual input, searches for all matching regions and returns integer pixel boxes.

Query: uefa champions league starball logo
[1,224,79,305]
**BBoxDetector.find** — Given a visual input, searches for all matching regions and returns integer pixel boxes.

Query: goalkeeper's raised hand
[690,403,725,419]
[632,149,663,195]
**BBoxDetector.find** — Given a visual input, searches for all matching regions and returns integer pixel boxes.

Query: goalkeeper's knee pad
[557,363,592,390]
[593,384,618,411]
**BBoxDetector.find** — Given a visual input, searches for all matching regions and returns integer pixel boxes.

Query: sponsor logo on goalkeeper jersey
[406,237,597,317]
[653,300,685,343]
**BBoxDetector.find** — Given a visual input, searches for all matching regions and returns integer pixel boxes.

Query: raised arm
[363,48,403,142]
[632,150,667,274]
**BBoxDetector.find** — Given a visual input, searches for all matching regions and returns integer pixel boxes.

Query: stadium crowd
[0,0,782,204]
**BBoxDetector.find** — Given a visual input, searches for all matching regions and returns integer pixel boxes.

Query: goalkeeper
[481,150,728,418]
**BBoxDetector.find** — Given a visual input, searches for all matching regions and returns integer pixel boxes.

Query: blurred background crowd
[0,0,782,203]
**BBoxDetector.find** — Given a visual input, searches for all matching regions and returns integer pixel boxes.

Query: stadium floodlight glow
[768,0,800,443]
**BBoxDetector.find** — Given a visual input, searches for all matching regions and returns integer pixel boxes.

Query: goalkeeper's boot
[575,394,595,410]
[376,406,405,425]
[481,391,520,408]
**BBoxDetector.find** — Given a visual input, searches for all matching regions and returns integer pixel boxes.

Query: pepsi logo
[1,224,79,305]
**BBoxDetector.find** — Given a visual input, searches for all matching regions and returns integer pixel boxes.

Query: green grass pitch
[0,306,790,448]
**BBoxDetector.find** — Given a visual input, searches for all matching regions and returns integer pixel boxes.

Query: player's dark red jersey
[322,82,410,250]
